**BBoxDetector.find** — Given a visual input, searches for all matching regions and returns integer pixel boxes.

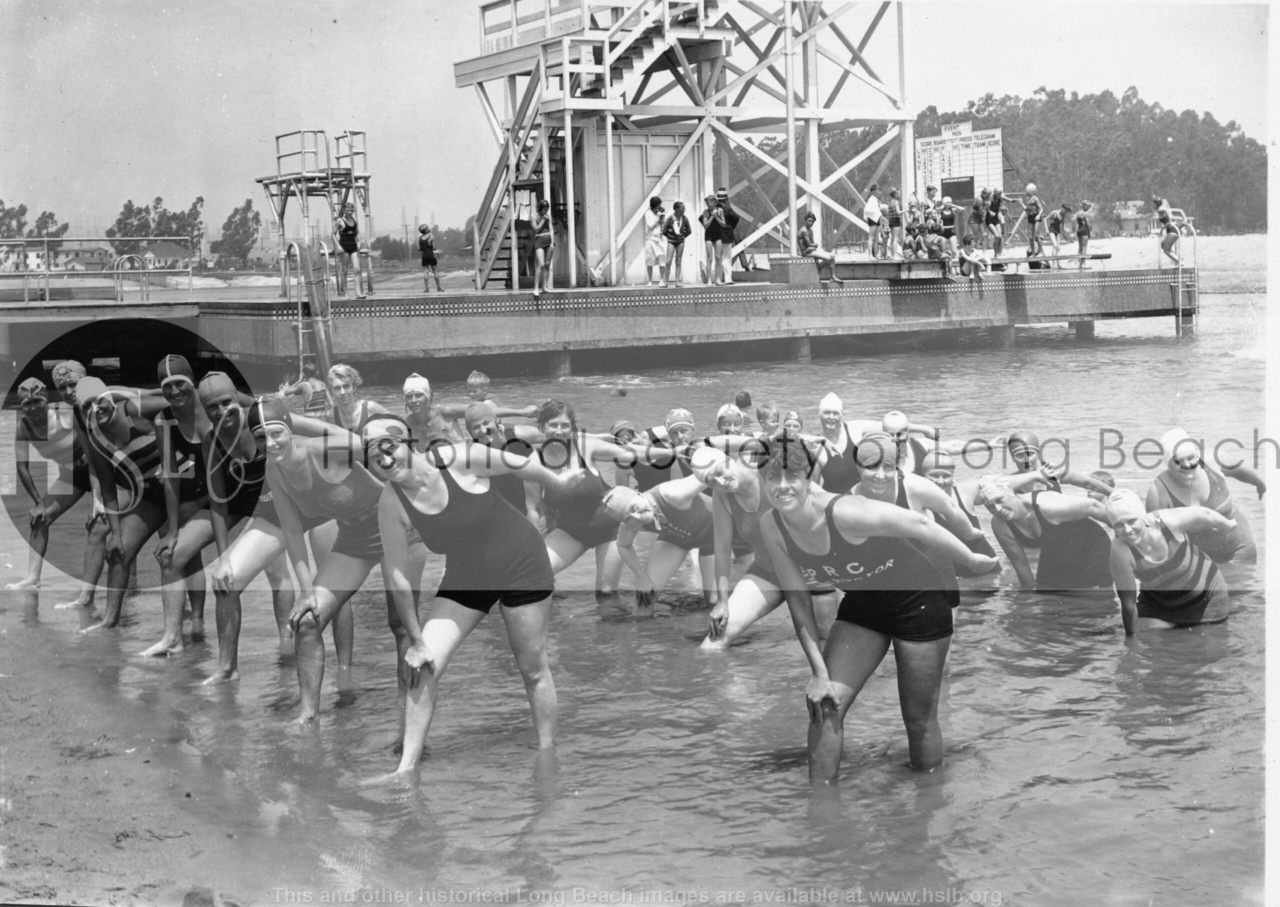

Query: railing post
[510,0,518,47]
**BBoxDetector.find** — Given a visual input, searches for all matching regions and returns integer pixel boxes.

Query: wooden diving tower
[455,0,916,289]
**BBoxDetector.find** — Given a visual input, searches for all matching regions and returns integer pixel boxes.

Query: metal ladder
[1168,222,1198,337]
[283,241,335,378]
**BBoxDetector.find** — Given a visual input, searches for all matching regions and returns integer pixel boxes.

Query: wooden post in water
[1070,320,1095,340]
[993,324,1016,348]
[790,334,811,361]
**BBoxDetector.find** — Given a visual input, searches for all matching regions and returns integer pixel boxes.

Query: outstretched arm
[1221,463,1266,498]
[1155,506,1237,536]
[760,515,831,694]
[989,516,1035,591]
[832,496,996,575]
[1034,491,1109,525]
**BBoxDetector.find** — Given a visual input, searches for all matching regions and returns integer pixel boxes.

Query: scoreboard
[914,124,1004,202]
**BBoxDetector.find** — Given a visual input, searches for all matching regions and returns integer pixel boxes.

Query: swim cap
[665,408,694,432]
[734,391,752,410]
[247,395,294,433]
[75,376,110,405]
[943,196,952,204]
[716,403,743,424]
[197,372,239,408]
[855,432,898,468]
[16,377,47,402]
[403,373,432,397]
[1159,428,1197,465]
[361,414,413,447]
[689,446,729,482]
[51,360,87,386]
[975,475,1012,506]
[1105,489,1148,526]
[882,411,909,434]
[609,419,636,442]
[157,354,195,386]
[461,399,493,426]
[818,392,843,413]
[920,449,955,472]
[1025,183,1037,193]
[602,485,642,523]
[1006,430,1041,454]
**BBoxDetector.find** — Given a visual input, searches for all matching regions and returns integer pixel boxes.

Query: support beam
[564,109,577,288]
[790,334,811,361]
[1070,320,1095,340]
[993,324,1016,348]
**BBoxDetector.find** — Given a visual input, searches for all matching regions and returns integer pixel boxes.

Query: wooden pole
[783,0,797,254]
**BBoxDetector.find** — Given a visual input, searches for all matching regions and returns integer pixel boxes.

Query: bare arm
[759,514,829,683]
[907,475,981,540]
[14,423,40,504]
[1109,539,1139,636]
[989,516,1035,591]
[1155,506,1237,535]
[1058,469,1117,496]
[378,489,422,645]
[1221,463,1266,498]
[652,473,709,510]
[614,521,653,595]
[832,496,995,573]
[1034,491,1108,525]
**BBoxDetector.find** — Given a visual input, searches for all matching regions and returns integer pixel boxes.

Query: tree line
[734,86,1266,238]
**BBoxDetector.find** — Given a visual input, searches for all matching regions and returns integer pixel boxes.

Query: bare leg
[264,553,295,653]
[55,515,108,608]
[9,490,84,589]
[502,597,556,747]
[143,511,214,657]
[809,621,892,784]
[86,501,164,631]
[393,597,486,774]
[294,553,375,722]
[544,528,588,577]
[634,541,688,616]
[203,521,287,684]
[595,540,622,595]
[700,574,786,650]
[184,557,207,638]
[893,636,952,770]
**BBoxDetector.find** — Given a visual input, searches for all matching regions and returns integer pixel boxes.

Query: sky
[0,0,1268,241]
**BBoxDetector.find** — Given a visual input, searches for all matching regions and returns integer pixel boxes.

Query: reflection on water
[0,293,1264,903]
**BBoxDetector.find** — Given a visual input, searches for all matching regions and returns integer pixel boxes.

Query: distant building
[142,241,193,269]
[1113,200,1147,235]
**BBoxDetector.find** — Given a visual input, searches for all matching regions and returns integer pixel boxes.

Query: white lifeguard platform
[455,0,917,289]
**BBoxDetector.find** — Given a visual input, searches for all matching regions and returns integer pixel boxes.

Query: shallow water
[0,288,1265,904]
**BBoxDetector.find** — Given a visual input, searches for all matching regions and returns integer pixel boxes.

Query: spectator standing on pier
[970,190,989,250]
[333,203,365,299]
[939,197,961,258]
[644,197,667,287]
[418,224,443,293]
[717,188,742,283]
[532,199,555,297]
[924,185,940,214]
[885,189,904,259]
[985,188,1008,258]
[863,184,883,260]
[1047,204,1068,267]
[662,201,692,287]
[1075,201,1092,270]
[1153,196,1181,267]
[1022,184,1044,257]
[699,194,726,285]
[799,212,844,285]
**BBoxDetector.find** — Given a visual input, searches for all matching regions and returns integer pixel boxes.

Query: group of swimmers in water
[8,361,1265,782]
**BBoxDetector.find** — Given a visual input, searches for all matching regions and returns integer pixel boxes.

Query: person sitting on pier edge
[1153,196,1181,267]
[1075,201,1092,270]
[418,224,443,293]
[885,189,904,259]
[798,212,844,285]
[924,223,949,273]
[958,235,987,280]
[863,184,883,260]
[662,201,692,287]
[903,223,924,260]
[644,196,667,287]
[1046,204,1069,267]
[532,198,555,297]
[334,202,365,299]
[699,194,726,285]
[1022,183,1044,257]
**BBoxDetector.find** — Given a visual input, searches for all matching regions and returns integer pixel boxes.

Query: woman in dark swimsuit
[1144,428,1262,564]
[531,199,554,298]
[362,415,577,777]
[985,188,1007,257]
[258,398,429,723]
[604,475,717,615]
[1106,489,1233,635]
[851,433,988,607]
[759,439,997,782]
[919,450,1000,578]
[1075,201,1092,270]
[534,399,669,594]
[1152,197,1181,266]
[333,202,365,298]
[142,354,215,656]
[977,472,1112,592]
[327,363,390,435]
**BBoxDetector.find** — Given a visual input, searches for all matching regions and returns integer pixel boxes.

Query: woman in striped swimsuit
[1106,489,1233,635]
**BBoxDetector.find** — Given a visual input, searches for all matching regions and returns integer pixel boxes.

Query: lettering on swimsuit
[802,559,895,585]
